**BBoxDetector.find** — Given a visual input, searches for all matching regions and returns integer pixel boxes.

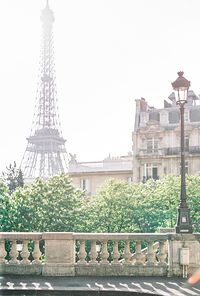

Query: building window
[185,136,189,152]
[184,110,189,122]
[185,161,189,174]
[146,138,158,153]
[143,163,159,182]
[179,161,189,175]
[160,112,168,124]
[149,112,160,122]
[127,176,133,184]
[190,109,200,122]
[80,179,90,192]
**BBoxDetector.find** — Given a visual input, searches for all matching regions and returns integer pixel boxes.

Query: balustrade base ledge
[0,263,168,277]
[43,263,75,276]
[74,264,168,277]
[0,263,42,275]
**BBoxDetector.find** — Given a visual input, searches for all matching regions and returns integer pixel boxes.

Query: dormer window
[169,111,180,124]
[149,112,160,122]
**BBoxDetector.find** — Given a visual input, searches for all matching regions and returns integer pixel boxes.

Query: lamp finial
[178,71,184,77]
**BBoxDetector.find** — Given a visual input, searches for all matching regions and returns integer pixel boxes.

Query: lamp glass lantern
[171,71,190,104]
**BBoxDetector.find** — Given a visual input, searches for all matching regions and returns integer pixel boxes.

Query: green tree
[131,176,180,232]
[186,174,200,232]
[130,175,199,233]
[2,173,200,234]
[84,179,139,233]
[9,174,84,232]
[83,175,199,234]
[0,180,11,231]
[1,162,24,195]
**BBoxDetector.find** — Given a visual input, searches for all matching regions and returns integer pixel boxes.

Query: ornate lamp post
[171,71,193,233]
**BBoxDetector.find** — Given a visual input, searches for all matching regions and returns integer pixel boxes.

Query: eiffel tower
[21,1,68,180]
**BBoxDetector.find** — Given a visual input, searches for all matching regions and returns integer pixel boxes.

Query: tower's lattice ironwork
[21,1,68,180]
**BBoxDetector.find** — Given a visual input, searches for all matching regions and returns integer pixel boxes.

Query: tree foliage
[186,174,200,230]
[1,173,200,233]
[130,177,180,232]
[8,174,84,232]
[84,175,200,233]
[83,179,138,233]
[0,180,11,231]
[1,162,24,195]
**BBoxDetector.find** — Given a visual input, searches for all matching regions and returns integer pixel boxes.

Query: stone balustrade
[0,232,200,277]
[0,232,42,275]
[74,233,168,277]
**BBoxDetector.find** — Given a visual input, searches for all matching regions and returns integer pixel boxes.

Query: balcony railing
[164,146,200,155]
[136,148,163,156]
[1,232,200,277]
[137,146,200,156]
[164,147,181,155]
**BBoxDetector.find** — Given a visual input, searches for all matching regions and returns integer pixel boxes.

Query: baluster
[101,240,109,264]
[77,240,87,265]
[21,240,30,264]
[124,240,131,265]
[0,240,6,263]
[32,240,42,264]
[157,241,167,266]
[112,240,120,265]
[90,240,98,264]
[10,240,19,264]
[146,240,156,265]
[135,240,145,265]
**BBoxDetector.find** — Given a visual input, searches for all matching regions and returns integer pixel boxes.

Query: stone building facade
[132,90,200,183]
[68,154,133,196]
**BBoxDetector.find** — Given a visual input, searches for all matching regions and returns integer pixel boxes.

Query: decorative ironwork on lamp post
[171,71,193,233]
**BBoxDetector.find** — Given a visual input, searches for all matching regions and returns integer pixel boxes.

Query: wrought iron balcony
[164,147,181,155]
[136,148,164,157]
[137,146,200,157]
[165,146,200,155]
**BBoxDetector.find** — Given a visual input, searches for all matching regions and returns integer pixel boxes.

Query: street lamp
[171,71,193,233]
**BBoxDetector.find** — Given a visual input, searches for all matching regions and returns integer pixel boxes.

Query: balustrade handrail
[0,232,169,240]
[73,232,169,241]
[2,231,199,240]
[0,232,42,240]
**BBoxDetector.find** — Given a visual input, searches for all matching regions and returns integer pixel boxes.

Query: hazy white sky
[0,0,200,172]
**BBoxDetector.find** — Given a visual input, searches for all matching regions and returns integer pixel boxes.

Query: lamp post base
[175,207,193,234]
